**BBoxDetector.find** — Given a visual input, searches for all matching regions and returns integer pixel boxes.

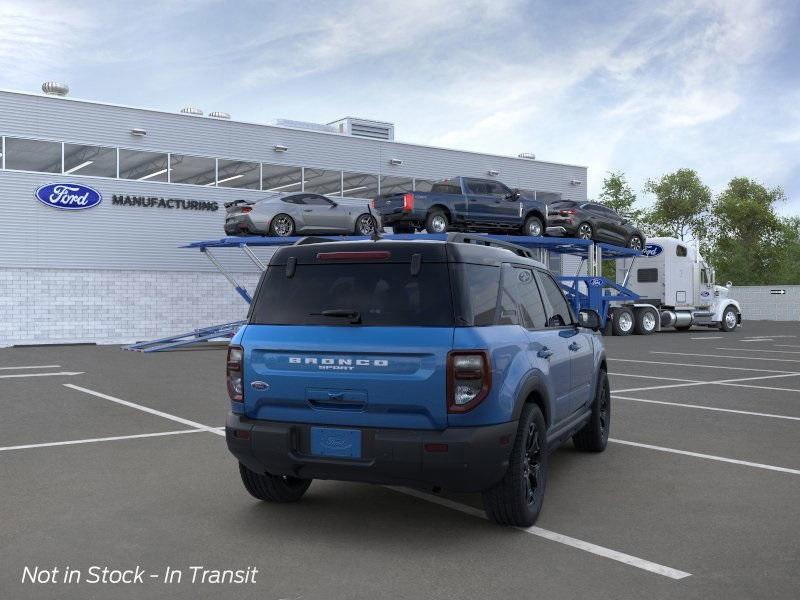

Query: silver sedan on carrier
[224,192,381,237]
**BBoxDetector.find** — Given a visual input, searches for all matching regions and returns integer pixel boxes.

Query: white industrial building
[0,84,589,346]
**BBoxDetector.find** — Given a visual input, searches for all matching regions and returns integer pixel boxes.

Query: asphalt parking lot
[2,320,799,599]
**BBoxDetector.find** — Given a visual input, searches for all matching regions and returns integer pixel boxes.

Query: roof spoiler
[446,233,535,259]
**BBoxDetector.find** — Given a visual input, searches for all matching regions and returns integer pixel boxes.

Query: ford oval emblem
[588,277,603,287]
[35,183,102,210]
[251,381,269,391]
[641,244,663,257]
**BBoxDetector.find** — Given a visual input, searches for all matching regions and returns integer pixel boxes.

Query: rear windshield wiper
[311,309,362,324]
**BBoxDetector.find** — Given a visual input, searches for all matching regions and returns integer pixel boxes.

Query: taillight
[227,345,244,402]
[560,209,576,215]
[447,351,491,413]
[371,198,376,209]
[241,207,252,213]
[402,193,414,211]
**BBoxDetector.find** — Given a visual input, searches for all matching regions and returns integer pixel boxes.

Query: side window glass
[507,267,547,329]
[283,195,302,205]
[676,245,688,257]
[305,195,330,206]
[454,264,500,326]
[536,271,573,327]
[466,180,488,195]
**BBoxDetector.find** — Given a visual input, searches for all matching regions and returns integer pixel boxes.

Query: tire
[627,235,644,251]
[482,404,547,527]
[392,223,415,234]
[425,209,449,233]
[269,214,295,237]
[633,307,657,335]
[573,369,610,452]
[355,213,378,236]
[522,215,544,237]
[611,307,634,336]
[720,306,738,332]
[576,222,593,240]
[239,463,311,502]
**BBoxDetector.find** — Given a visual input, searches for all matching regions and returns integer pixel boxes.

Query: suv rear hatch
[241,243,454,430]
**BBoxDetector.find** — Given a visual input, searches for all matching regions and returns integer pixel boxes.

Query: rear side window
[536,271,574,327]
[451,264,500,326]
[637,268,658,282]
[250,263,453,327]
[500,266,547,329]
[431,180,462,194]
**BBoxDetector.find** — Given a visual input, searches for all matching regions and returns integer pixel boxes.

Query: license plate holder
[310,427,362,459]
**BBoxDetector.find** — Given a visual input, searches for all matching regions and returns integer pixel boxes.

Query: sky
[2,0,799,214]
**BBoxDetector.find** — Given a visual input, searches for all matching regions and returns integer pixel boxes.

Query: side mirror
[578,309,601,331]
[329,201,338,208]
[505,189,521,201]
[726,281,732,288]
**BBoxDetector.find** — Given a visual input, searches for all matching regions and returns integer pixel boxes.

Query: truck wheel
[239,463,311,502]
[720,306,738,332]
[611,307,634,336]
[482,403,548,527]
[633,307,657,335]
[425,210,449,233]
[522,215,543,237]
[573,369,610,452]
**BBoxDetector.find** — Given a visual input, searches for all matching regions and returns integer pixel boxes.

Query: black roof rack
[446,233,535,259]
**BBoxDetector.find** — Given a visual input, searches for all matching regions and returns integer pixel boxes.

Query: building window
[341,172,379,198]
[119,149,169,182]
[379,175,413,195]
[217,159,260,189]
[413,178,436,192]
[4,137,61,173]
[304,168,342,196]
[262,164,302,192]
[170,154,216,186]
[63,144,117,177]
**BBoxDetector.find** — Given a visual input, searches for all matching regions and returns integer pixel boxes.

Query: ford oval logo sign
[641,243,663,257]
[35,183,102,210]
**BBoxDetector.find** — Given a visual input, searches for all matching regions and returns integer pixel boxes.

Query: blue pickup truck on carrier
[372,177,549,237]
[225,234,610,526]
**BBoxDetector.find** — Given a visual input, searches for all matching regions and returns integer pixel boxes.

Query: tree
[707,177,786,285]
[642,169,711,241]
[598,171,641,220]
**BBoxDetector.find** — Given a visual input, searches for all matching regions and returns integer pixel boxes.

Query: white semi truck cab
[611,237,742,335]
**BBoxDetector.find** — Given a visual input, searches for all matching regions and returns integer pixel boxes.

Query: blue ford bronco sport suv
[226,234,609,526]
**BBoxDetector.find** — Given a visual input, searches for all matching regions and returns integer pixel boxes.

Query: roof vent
[42,82,69,96]
[180,106,203,116]
[208,111,231,119]
[518,152,536,160]
[328,117,395,141]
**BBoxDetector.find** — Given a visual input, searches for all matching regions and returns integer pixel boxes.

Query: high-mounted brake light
[317,251,391,261]
[447,351,491,413]
[402,193,414,212]
[227,345,244,402]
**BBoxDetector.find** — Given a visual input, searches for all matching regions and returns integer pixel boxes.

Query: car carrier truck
[609,236,742,335]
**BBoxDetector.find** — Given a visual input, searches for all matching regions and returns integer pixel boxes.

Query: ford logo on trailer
[641,243,663,257]
[588,277,604,287]
[35,183,102,210]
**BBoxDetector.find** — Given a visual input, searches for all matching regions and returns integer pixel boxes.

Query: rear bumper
[226,413,517,493]
[224,215,267,236]
[376,208,423,226]
[547,218,578,235]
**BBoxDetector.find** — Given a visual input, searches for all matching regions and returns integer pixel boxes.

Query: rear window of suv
[249,263,454,327]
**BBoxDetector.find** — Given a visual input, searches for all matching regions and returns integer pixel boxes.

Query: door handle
[569,342,580,352]
[537,347,553,359]
[303,209,313,213]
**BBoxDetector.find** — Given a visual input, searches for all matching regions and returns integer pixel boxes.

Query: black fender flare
[512,371,553,427]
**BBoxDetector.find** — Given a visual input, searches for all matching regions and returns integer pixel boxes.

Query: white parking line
[690,336,724,340]
[0,371,84,379]
[739,338,774,343]
[388,487,691,580]
[609,439,800,476]
[612,395,800,422]
[609,373,699,383]
[776,344,800,349]
[612,372,800,394]
[64,384,225,436]
[652,351,800,364]
[715,347,800,354]
[0,429,205,453]
[0,364,61,370]
[610,358,799,374]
